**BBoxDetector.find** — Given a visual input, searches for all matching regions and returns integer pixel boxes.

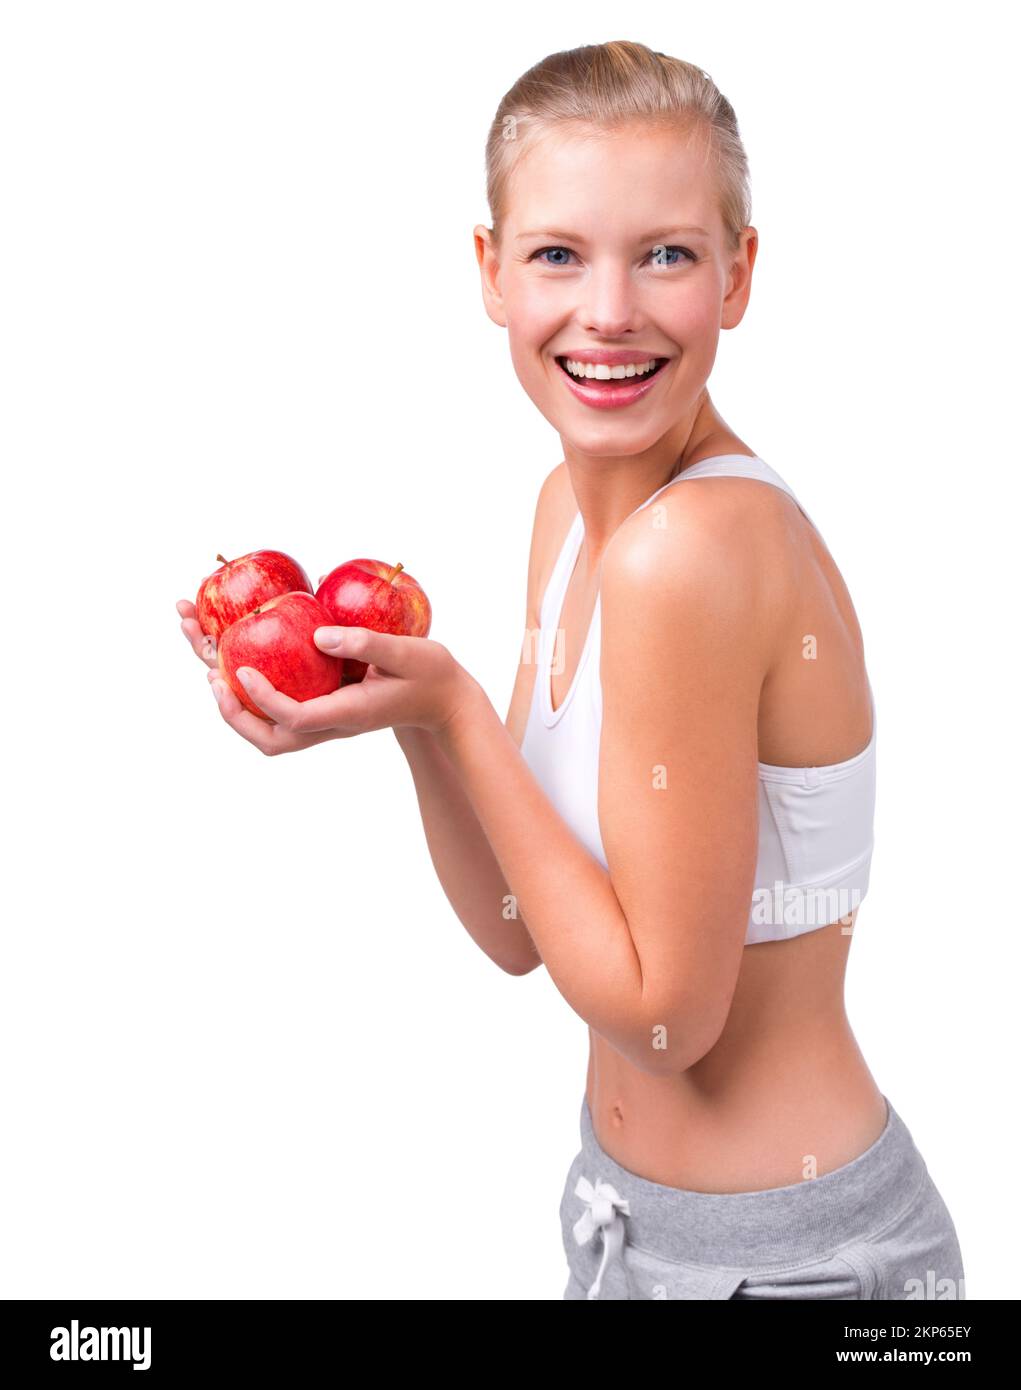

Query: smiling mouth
[555,356,670,385]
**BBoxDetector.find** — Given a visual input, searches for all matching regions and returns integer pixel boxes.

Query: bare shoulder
[601,472,799,643]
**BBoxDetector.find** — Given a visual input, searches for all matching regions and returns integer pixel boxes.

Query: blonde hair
[485,41,751,255]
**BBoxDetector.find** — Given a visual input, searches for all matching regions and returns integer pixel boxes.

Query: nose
[577,258,641,339]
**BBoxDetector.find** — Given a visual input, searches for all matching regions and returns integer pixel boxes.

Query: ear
[474,224,507,329]
[721,226,758,331]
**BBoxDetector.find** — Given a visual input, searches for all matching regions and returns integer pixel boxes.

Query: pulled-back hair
[485,41,751,254]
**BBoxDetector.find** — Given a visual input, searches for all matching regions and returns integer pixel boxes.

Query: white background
[2,0,1016,1300]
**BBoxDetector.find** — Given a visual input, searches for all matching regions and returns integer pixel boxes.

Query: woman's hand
[177,592,338,755]
[178,596,480,756]
[177,597,219,668]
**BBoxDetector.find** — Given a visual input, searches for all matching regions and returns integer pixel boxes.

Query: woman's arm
[388,471,560,977]
[432,487,780,1078]
[393,719,540,976]
[186,474,558,977]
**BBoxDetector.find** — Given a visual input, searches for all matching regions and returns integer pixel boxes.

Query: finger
[313,624,420,677]
[178,600,217,664]
[317,574,326,586]
[228,666,292,723]
[233,666,369,735]
[181,616,218,667]
[285,664,420,737]
[180,617,215,658]
[210,677,341,753]
[209,676,289,753]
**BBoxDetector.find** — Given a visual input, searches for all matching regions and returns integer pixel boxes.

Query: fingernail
[211,681,223,703]
[237,668,254,687]
[316,626,343,647]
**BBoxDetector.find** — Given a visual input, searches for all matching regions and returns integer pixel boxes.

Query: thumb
[313,624,413,674]
[313,624,348,651]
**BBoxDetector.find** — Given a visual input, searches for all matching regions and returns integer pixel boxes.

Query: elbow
[500,958,542,977]
[496,919,543,976]
[496,944,544,977]
[625,1005,728,1078]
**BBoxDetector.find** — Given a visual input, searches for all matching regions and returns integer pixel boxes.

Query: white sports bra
[519,455,877,945]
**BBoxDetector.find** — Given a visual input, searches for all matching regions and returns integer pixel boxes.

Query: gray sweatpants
[560,1095,965,1300]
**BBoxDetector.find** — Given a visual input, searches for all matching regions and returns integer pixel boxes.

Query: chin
[556,417,668,458]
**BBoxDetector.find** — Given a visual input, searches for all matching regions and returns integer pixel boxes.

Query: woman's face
[476,122,756,457]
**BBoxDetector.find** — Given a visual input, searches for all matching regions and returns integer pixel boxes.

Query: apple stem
[385,562,404,584]
[216,553,230,566]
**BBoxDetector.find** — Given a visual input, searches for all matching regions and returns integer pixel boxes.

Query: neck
[562,390,725,563]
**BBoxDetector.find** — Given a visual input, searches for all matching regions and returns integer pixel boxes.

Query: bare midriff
[584,910,889,1193]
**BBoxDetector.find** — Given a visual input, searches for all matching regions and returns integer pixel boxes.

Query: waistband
[576,1093,927,1268]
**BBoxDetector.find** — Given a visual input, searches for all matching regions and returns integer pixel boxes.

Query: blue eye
[529,244,696,268]
[532,246,575,266]
[650,245,696,266]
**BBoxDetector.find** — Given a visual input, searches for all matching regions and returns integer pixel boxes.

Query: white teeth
[562,357,660,380]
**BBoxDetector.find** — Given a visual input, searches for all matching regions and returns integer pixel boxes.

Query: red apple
[196,550,312,640]
[316,560,431,684]
[217,591,342,721]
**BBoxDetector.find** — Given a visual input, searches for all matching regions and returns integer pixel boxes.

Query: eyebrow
[515,225,710,241]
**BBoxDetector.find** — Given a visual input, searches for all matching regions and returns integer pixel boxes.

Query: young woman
[177,41,965,1301]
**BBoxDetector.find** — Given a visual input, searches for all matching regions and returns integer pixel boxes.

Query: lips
[555,355,666,383]
[553,354,673,410]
